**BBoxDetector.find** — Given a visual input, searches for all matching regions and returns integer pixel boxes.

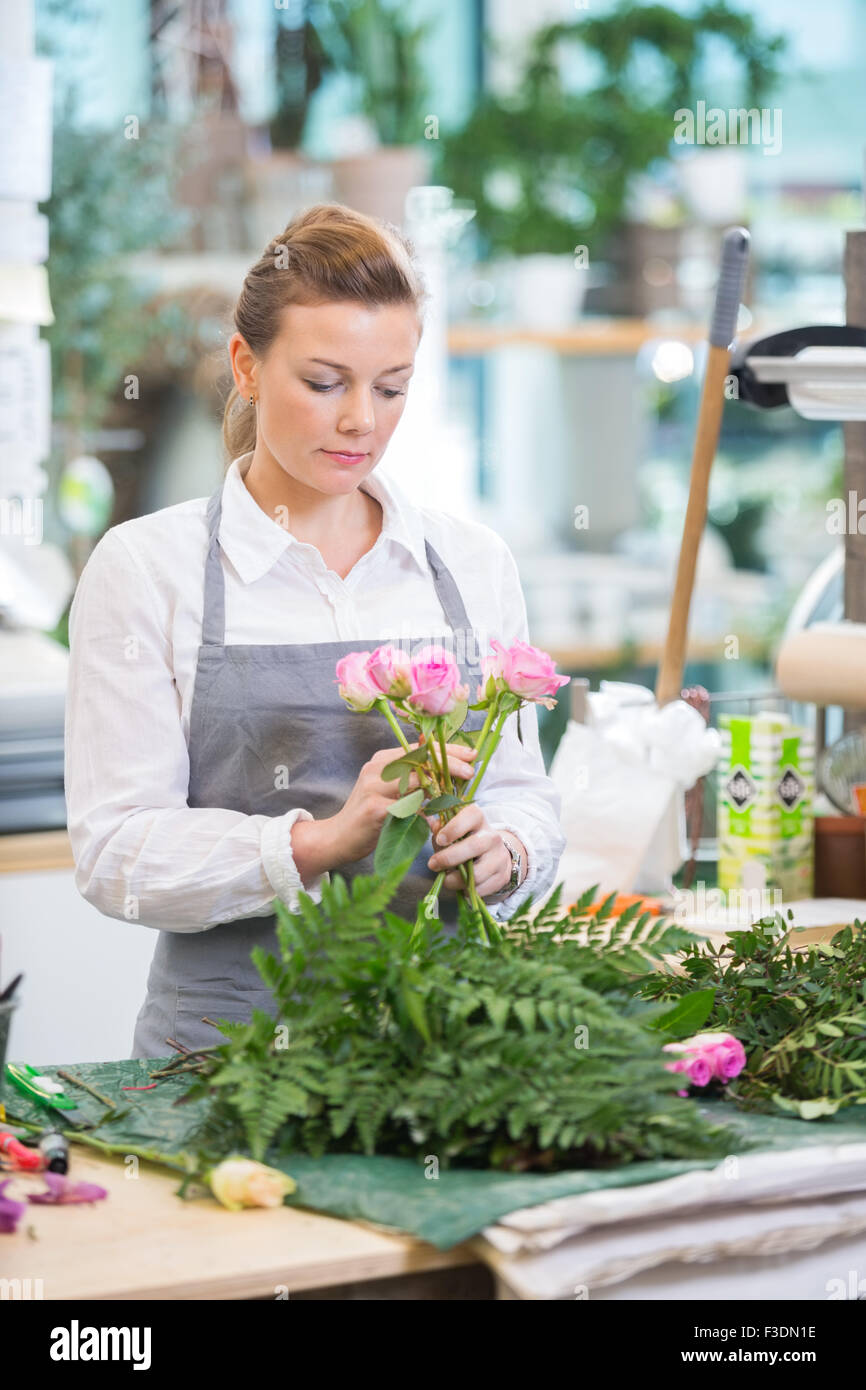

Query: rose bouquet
[335,639,569,944]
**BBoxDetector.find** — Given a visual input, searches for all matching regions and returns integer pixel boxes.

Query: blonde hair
[221,202,429,462]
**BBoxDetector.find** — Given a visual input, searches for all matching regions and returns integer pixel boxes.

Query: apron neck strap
[201,484,226,646]
[200,484,475,655]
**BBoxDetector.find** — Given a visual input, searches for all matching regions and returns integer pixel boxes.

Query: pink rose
[366,645,412,701]
[685,1054,712,1087]
[663,1054,689,1075]
[707,1043,744,1081]
[476,643,507,703]
[335,651,381,711]
[663,1030,747,1088]
[407,645,468,717]
[664,1050,711,1087]
[689,1032,747,1082]
[483,639,570,704]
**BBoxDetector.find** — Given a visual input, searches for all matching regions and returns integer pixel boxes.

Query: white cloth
[479,1189,866,1299]
[64,452,565,931]
[476,1140,866,1297]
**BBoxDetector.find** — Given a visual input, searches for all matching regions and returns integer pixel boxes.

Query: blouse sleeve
[64,527,328,931]
[471,534,567,921]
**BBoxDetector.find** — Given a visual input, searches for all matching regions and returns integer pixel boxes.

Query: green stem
[414,702,517,947]
[464,708,510,801]
[417,843,502,947]
[467,860,505,944]
[379,699,439,795]
[437,720,454,796]
[474,701,498,761]
[464,859,489,945]
[0,1110,202,1174]
[423,870,446,918]
[379,699,412,751]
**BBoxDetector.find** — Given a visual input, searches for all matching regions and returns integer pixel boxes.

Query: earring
[248,394,255,406]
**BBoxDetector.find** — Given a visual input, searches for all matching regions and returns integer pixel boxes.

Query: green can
[717,711,815,906]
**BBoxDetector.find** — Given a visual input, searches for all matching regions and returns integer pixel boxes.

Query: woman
[64,203,566,1060]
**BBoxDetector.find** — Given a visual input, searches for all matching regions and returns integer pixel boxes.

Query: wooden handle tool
[655,227,751,708]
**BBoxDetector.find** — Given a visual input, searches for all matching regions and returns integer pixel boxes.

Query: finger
[385,760,425,793]
[444,742,478,757]
[442,859,500,894]
[382,768,414,796]
[462,841,511,896]
[447,760,477,783]
[434,747,477,775]
[379,739,420,760]
[445,743,478,771]
[432,804,483,845]
[403,739,475,755]
[428,827,493,871]
[474,860,511,897]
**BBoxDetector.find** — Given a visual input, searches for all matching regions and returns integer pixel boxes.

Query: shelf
[539,634,770,671]
[447,318,772,356]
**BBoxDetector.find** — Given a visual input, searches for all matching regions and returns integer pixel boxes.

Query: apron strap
[200,484,476,655]
[200,485,226,647]
[423,538,477,661]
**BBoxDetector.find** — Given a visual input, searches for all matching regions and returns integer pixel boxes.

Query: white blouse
[64,452,566,931]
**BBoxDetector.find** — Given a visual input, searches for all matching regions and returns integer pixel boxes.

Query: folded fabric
[476,1185,866,1299]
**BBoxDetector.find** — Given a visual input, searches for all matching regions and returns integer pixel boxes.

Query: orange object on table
[568,892,663,917]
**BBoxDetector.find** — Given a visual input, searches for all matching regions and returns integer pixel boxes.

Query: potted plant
[244,14,336,251]
[433,1,786,323]
[311,0,435,225]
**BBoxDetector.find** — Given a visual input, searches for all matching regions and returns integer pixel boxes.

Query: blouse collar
[217,451,430,584]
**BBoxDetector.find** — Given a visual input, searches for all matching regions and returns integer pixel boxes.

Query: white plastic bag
[548,682,721,901]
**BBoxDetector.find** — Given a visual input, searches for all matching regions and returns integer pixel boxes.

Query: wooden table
[0,829,74,874]
[0,1145,487,1300]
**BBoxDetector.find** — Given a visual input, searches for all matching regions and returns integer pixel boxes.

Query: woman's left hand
[425,804,519,898]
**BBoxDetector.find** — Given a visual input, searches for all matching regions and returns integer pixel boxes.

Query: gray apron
[130,481,487,1058]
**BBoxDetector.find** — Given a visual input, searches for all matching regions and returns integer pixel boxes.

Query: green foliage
[311,0,433,147]
[638,913,866,1118]
[373,807,429,876]
[434,1,787,256]
[180,874,732,1171]
[39,83,189,436]
[269,13,333,150]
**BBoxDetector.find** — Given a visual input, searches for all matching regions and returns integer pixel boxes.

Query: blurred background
[2,0,865,1055]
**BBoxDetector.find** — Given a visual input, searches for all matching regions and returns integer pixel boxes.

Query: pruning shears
[4,1063,90,1130]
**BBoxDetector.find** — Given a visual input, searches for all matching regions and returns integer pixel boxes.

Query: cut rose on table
[663,1030,747,1094]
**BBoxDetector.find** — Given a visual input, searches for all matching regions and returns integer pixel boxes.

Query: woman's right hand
[329,740,479,864]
